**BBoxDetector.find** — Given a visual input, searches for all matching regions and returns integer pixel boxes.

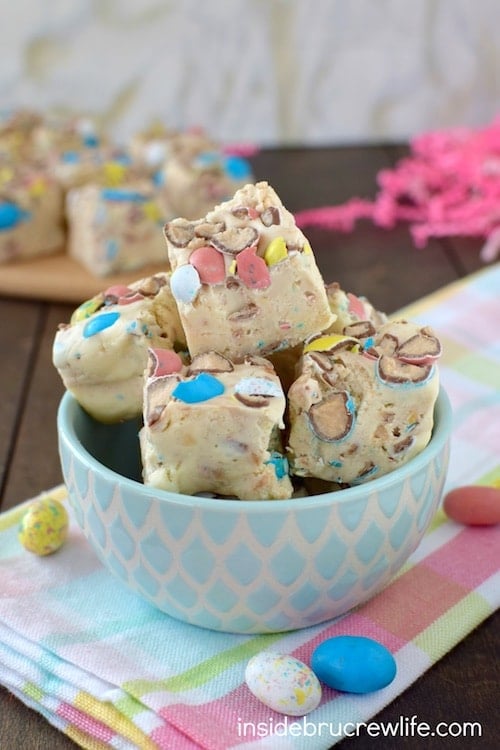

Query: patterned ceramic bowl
[58,387,452,634]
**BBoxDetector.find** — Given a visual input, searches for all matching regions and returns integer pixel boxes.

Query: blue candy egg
[311,636,397,694]
[170,264,201,303]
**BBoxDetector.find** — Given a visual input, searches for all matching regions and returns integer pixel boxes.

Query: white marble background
[2,0,499,146]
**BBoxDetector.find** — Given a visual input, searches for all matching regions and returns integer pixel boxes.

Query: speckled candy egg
[18,497,69,555]
[311,636,397,694]
[244,652,321,716]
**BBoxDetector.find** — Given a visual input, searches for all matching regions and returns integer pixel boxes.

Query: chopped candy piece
[264,236,287,265]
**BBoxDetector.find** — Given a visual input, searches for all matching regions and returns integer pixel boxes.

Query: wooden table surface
[0,145,498,749]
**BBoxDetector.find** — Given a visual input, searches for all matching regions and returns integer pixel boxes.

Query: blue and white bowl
[57,387,452,634]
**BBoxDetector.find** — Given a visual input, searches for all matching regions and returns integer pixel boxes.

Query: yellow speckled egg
[18,497,69,555]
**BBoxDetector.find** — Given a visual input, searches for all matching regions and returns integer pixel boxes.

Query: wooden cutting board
[0,251,168,305]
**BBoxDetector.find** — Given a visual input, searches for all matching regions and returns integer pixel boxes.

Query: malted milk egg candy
[311,636,397,694]
[18,497,69,555]
[443,485,500,526]
[244,652,322,716]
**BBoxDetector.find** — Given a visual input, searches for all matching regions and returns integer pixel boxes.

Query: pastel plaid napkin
[1,264,499,750]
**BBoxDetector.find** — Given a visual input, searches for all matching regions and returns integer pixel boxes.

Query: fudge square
[140,349,294,500]
[0,163,64,264]
[287,321,441,485]
[66,182,170,276]
[164,181,334,359]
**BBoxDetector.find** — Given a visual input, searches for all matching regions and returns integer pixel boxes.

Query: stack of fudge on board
[0,108,253,275]
[53,181,442,500]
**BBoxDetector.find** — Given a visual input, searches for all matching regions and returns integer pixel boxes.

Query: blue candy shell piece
[0,202,30,230]
[82,134,99,148]
[173,372,225,404]
[224,155,252,180]
[111,152,132,166]
[101,188,148,203]
[265,452,289,480]
[61,151,80,163]
[152,170,165,187]
[194,151,220,169]
[83,311,121,338]
[311,635,397,694]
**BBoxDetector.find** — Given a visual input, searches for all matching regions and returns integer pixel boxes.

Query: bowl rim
[58,386,452,513]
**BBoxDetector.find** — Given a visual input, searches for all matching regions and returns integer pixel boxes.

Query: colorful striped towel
[1,264,499,749]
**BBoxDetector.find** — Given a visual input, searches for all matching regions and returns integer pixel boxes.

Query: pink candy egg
[189,246,226,284]
[443,485,500,526]
[149,348,183,377]
[236,246,271,289]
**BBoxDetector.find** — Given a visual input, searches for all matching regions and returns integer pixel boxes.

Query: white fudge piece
[0,164,64,263]
[287,320,442,485]
[164,181,334,360]
[52,273,185,423]
[140,350,293,500]
[162,131,254,219]
[66,183,172,276]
